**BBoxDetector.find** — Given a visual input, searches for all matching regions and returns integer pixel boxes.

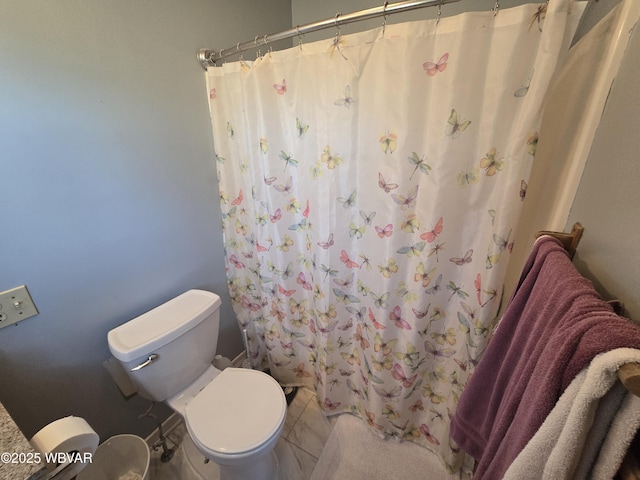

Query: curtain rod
[197,0,461,69]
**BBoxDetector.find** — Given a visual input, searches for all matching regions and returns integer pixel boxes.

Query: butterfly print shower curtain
[206,0,581,471]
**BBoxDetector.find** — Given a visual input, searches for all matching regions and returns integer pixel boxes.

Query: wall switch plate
[0,285,38,329]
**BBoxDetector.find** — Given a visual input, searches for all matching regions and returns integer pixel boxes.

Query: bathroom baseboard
[232,350,247,367]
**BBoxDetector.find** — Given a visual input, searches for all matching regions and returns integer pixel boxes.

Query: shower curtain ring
[333,12,343,46]
[206,50,215,66]
[382,1,389,35]
[254,36,261,58]
[264,34,273,54]
[436,1,443,25]
[492,1,500,16]
[296,26,304,49]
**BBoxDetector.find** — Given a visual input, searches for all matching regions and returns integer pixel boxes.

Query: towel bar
[619,364,640,397]
[535,222,583,259]
[535,223,640,398]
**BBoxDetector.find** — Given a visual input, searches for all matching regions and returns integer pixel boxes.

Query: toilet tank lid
[108,290,221,363]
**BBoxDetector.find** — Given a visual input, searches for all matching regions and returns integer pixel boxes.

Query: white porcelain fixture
[108,290,287,480]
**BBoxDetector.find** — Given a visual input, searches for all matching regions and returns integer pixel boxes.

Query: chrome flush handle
[131,354,159,372]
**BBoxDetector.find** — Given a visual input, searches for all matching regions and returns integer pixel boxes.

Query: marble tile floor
[150,387,337,480]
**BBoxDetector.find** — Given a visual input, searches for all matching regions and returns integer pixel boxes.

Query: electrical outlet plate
[0,285,38,329]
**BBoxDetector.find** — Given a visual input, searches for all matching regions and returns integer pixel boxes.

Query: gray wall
[0,0,291,440]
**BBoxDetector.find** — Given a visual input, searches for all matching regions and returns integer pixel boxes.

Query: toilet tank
[108,290,221,402]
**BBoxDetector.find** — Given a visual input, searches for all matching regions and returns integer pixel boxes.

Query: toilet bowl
[167,365,286,480]
[107,290,287,480]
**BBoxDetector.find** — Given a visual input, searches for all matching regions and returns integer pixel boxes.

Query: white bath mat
[309,414,468,480]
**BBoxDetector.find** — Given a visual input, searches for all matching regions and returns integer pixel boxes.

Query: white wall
[0,0,291,440]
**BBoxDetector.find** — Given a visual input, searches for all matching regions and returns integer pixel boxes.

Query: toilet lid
[185,368,287,456]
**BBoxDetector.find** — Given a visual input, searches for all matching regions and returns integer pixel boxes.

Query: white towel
[503,348,640,480]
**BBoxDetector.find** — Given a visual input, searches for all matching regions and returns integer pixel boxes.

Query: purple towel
[450,236,640,480]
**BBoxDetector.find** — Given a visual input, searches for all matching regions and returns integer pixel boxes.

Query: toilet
[107,289,287,480]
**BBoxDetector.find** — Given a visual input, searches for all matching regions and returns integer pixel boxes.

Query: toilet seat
[184,368,287,458]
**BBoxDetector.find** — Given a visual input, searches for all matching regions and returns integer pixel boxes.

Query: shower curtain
[206,1,582,471]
